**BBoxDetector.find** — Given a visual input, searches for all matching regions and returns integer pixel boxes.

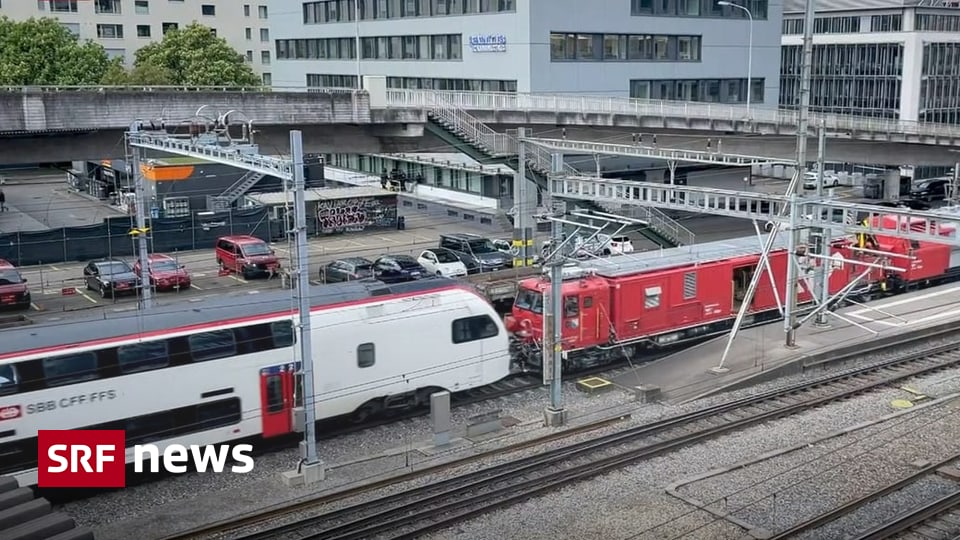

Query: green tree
[0,17,112,86]
[132,23,261,87]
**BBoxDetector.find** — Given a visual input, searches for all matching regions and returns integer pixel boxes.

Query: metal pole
[951,162,960,206]
[291,131,320,468]
[785,0,816,347]
[129,122,153,310]
[544,152,566,427]
[354,0,361,88]
[513,128,528,267]
[814,123,831,326]
[746,7,753,116]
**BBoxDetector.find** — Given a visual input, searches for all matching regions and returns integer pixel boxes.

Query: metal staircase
[598,203,696,246]
[209,170,266,210]
[427,97,689,247]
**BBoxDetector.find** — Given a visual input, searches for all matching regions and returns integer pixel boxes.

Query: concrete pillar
[884,169,901,201]
[899,34,923,123]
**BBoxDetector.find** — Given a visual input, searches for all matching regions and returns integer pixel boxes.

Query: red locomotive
[505,219,960,371]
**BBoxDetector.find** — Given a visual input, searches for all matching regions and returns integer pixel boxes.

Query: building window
[280,33,459,61]
[61,22,80,35]
[305,0,514,23]
[871,14,902,32]
[259,4,268,18]
[201,4,215,15]
[780,43,903,119]
[245,27,252,40]
[209,28,217,37]
[260,28,270,42]
[551,32,700,62]
[631,77,765,104]
[307,73,360,88]
[162,22,178,34]
[134,0,149,14]
[782,18,803,35]
[49,0,78,11]
[246,50,254,62]
[97,24,124,39]
[632,0,766,19]
[244,4,251,16]
[916,14,960,32]
[813,15,860,34]
[137,24,151,37]
[262,72,272,85]
[94,0,121,14]
[919,42,960,124]
[261,50,271,64]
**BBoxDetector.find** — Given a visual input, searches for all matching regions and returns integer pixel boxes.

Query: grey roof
[5,277,455,356]
[245,186,391,205]
[578,235,787,278]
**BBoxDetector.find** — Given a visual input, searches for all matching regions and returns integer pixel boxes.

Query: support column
[951,163,960,206]
[544,151,566,428]
[814,124,830,327]
[128,122,153,311]
[513,128,535,267]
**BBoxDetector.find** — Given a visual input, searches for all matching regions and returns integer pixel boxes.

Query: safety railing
[386,89,960,140]
[427,95,511,156]
[0,85,352,93]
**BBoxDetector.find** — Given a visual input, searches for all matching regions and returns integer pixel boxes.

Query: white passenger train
[0,278,511,487]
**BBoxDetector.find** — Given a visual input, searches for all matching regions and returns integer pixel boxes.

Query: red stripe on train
[0,284,469,361]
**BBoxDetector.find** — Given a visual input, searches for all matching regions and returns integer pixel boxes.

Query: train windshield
[514,288,543,314]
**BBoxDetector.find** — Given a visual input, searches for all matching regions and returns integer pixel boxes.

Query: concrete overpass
[1,86,958,166]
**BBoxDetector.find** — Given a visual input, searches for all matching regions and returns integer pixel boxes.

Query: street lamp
[719,1,754,118]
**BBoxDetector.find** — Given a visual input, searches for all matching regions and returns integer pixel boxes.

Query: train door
[570,293,604,346]
[259,363,297,438]
[732,265,756,311]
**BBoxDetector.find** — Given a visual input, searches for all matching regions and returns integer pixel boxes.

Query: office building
[1,0,274,82]
[270,0,781,104]
[780,0,960,124]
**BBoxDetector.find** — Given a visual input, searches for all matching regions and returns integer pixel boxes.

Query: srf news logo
[38,430,254,488]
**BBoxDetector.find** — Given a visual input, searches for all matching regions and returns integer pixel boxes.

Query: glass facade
[780,43,903,118]
[550,32,701,62]
[630,78,764,103]
[303,0,516,24]
[276,34,461,61]
[919,42,960,124]
[915,13,960,32]
[631,0,767,19]
[325,153,512,201]
[306,73,517,91]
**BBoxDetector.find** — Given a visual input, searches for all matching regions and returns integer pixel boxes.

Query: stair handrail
[218,170,265,203]
[606,203,695,246]
[429,94,510,155]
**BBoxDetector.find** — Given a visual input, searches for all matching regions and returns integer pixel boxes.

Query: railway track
[170,340,960,540]
[845,483,960,540]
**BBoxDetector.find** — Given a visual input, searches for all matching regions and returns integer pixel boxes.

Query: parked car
[439,233,510,274]
[802,171,840,190]
[134,254,191,291]
[418,248,468,277]
[373,255,425,284]
[599,234,635,255]
[910,178,949,201]
[83,259,141,298]
[215,235,280,279]
[320,257,374,283]
[0,259,30,310]
[492,239,513,256]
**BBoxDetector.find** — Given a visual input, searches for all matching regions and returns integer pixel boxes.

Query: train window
[265,375,284,413]
[644,286,661,309]
[189,330,237,362]
[583,297,593,308]
[117,340,170,374]
[271,320,295,348]
[0,364,17,395]
[683,272,697,300]
[357,343,376,368]
[196,398,242,430]
[126,413,176,445]
[452,315,499,344]
[563,296,579,318]
[43,352,98,387]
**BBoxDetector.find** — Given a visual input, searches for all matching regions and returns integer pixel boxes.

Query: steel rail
[233,340,960,540]
[849,490,960,540]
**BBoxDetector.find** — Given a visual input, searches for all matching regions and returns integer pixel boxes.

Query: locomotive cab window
[189,329,237,362]
[0,365,18,395]
[357,343,376,368]
[563,296,579,318]
[452,315,499,344]
[514,288,543,314]
[644,286,662,309]
[118,340,170,374]
[43,352,98,387]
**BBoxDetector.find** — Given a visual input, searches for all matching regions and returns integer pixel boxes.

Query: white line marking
[30,302,41,311]
[376,236,398,244]
[229,275,247,284]
[76,289,98,304]
[849,313,901,327]
[193,273,207,278]
[908,308,960,326]
[847,287,960,316]
[48,265,61,271]
[191,284,203,290]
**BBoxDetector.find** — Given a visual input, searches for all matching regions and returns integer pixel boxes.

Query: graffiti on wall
[316,196,397,233]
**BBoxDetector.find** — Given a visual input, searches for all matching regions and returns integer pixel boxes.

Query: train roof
[577,235,790,278]
[2,277,461,356]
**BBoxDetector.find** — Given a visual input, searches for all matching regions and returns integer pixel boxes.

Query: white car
[601,234,635,255]
[418,248,468,278]
[802,171,840,190]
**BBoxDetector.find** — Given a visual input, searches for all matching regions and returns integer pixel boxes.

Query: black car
[373,255,425,284]
[320,257,374,283]
[83,259,141,298]
[910,179,949,202]
[439,233,510,274]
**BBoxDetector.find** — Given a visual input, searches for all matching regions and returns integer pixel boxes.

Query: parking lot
[12,215,497,322]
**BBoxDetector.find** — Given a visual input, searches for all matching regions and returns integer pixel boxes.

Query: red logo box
[37,430,126,488]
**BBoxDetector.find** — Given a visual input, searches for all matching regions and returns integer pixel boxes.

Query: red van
[215,236,280,279]
[0,259,30,309]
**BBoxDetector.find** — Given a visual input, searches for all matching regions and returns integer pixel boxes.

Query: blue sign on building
[469,34,507,53]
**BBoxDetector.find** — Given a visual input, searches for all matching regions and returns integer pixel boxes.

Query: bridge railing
[387,89,960,140]
[0,85,354,93]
